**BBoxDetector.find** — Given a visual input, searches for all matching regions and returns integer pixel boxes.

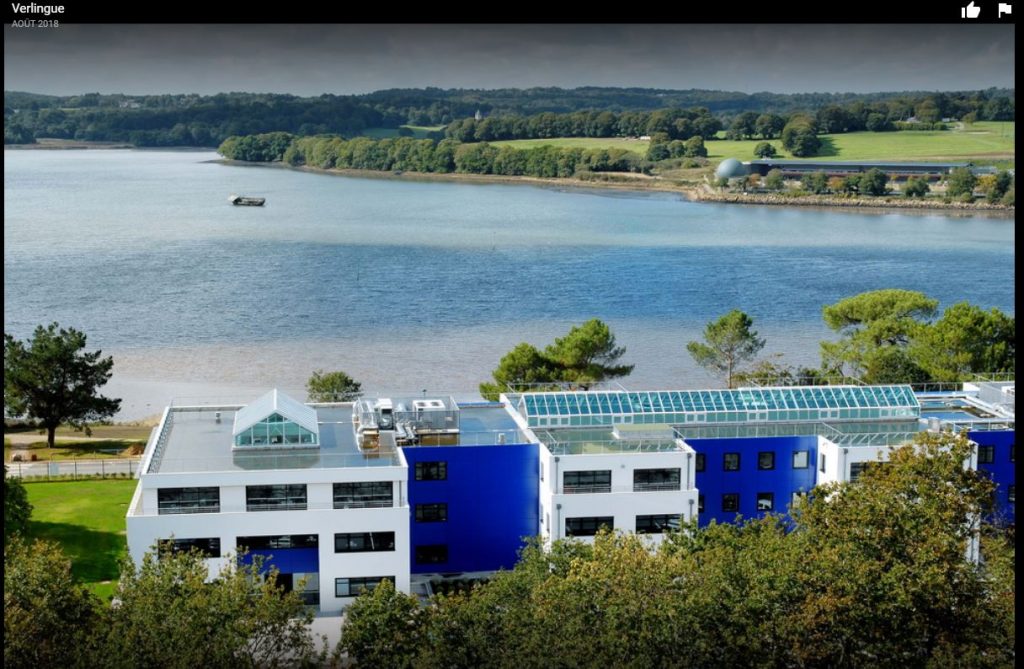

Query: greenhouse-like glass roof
[515,385,919,428]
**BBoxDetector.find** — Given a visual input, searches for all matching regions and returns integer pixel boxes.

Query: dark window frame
[237,534,318,550]
[563,470,612,494]
[160,537,221,558]
[335,576,392,598]
[565,516,614,537]
[333,481,393,509]
[415,544,449,564]
[695,452,706,472]
[698,494,705,514]
[635,514,681,534]
[415,503,448,523]
[245,484,307,512]
[758,451,775,471]
[723,453,740,471]
[722,493,740,513]
[157,487,220,515]
[756,492,774,512]
[334,532,396,553]
[415,461,447,481]
[633,468,681,492]
[792,450,810,469]
[977,445,995,464]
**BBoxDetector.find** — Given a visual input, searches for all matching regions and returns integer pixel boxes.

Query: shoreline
[216,159,1015,217]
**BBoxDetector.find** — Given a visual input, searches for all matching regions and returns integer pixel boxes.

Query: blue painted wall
[239,547,319,574]
[969,429,1015,526]
[685,435,819,527]
[403,443,539,574]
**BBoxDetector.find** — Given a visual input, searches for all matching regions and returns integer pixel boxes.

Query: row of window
[697,491,807,514]
[977,444,1015,465]
[161,533,397,558]
[562,468,682,494]
[695,450,810,473]
[564,514,683,536]
[156,482,397,515]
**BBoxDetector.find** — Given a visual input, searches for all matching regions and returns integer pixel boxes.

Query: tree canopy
[480,319,633,400]
[338,430,1014,668]
[686,310,766,388]
[306,369,362,402]
[4,323,121,449]
[3,468,32,544]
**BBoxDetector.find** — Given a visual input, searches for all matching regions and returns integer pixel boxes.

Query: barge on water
[228,194,265,206]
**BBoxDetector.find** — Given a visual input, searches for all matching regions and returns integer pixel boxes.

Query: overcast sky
[3,24,1015,96]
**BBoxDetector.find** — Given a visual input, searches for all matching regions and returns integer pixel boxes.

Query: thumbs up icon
[962,1,981,17]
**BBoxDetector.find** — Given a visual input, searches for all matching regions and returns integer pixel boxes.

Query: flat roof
[148,402,526,474]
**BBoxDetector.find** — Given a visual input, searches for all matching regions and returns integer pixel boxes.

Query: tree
[3,467,32,543]
[682,136,707,158]
[543,319,634,388]
[985,170,1013,203]
[687,310,766,388]
[903,176,930,198]
[857,168,889,196]
[479,343,557,401]
[754,113,786,139]
[946,167,977,198]
[781,116,820,157]
[911,302,1015,381]
[801,171,828,194]
[765,168,785,190]
[338,579,427,669]
[752,141,777,158]
[820,289,937,381]
[4,539,101,669]
[103,547,325,669]
[306,369,362,402]
[4,323,121,449]
[480,320,633,400]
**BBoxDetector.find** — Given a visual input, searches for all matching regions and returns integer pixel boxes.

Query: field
[5,439,144,462]
[482,122,1015,167]
[24,478,138,600]
[490,136,651,152]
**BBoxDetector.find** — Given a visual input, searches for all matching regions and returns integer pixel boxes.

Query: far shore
[216,158,1016,217]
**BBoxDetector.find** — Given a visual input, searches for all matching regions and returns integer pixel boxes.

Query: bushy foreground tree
[339,431,1014,668]
[3,467,32,543]
[306,369,362,402]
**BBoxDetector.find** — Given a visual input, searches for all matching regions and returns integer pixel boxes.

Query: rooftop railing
[539,431,683,456]
[148,450,404,474]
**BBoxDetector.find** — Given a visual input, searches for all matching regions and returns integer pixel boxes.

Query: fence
[7,457,141,480]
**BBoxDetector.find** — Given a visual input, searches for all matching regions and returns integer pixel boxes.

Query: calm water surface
[3,150,1015,418]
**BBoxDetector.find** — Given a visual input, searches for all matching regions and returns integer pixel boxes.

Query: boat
[228,194,265,206]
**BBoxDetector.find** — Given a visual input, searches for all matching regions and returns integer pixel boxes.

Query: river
[3,150,1015,419]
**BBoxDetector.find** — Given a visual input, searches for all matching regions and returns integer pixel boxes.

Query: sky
[3,24,1015,96]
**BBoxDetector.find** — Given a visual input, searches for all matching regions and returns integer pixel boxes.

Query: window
[698,494,705,514]
[237,535,318,550]
[246,484,307,511]
[415,544,448,564]
[160,537,221,558]
[415,461,447,481]
[636,514,681,533]
[633,468,681,492]
[791,491,808,507]
[415,503,447,522]
[758,452,775,470]
[333,482,393,509]
[695,453,706,472]
[819,453,827,473]
[334,532,395,553]
[565,516,614,536]
[849,462,870,482]
[977,445,995,464]
[723,453,740,471]
[1009,485,1016,504]
[722,493,739,513]
[563,470,611,494]
[792,450,809,469]
[756,492,774,512]
[157,487,219,515]
[335,576,392,598]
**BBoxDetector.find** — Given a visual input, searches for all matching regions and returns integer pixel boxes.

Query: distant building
[743,159,993,178]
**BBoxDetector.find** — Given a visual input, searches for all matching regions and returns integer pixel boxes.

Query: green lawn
[478,122,1015,168]
[24,479,138,600]
[491,136,651,153]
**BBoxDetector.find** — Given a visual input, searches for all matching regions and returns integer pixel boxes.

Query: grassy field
[24,478,138,600]
[490,136,651,153]
[481,122,1015,167]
